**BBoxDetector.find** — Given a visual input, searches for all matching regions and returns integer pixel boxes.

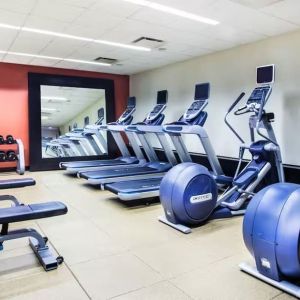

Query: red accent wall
[0,62,129,168]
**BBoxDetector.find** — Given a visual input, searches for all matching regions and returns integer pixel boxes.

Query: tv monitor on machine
[256,65,275,85]
[194,83,210,100]
[157,90,168,104]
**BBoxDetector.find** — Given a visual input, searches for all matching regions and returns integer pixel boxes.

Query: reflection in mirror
[41,85,107,158]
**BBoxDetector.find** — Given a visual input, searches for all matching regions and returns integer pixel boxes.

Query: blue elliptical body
[240,183,300,297]
[159,65,285,234]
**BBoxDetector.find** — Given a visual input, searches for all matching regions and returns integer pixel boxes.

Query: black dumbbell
[0,151,6,162]
[5,135,15,144]
[0,135,4,145]
[6,150,17,161]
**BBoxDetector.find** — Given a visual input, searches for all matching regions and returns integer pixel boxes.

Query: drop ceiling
[0,0,299,75]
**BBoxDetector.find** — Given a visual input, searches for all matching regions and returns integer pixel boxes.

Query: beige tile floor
[0,170,296,300]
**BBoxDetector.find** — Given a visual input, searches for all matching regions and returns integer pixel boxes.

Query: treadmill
[65,107,108,156]
[59,97,141,174]
[47,110,106,158]
[105,83,212,201]
[78,90,172,186]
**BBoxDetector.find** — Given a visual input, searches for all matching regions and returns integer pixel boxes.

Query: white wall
[130,29,300,166]
[60,96,107,135]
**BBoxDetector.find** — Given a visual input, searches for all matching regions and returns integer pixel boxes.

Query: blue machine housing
[243,183,300,281]
[160,163,218,225]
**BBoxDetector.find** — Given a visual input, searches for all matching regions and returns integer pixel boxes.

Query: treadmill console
[184,83,209,121]
[118,96,136,124]
[146,90,168,121]
[246,65,274,111]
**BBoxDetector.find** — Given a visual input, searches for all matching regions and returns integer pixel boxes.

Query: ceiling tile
[0,9,27,26]
[91,0,141,18]
[261,0,300,26]
[39,37,89,58]
[24,15,69,32]
[31,0,85,23]
[204,0,298,36]
[9,31,53,53]
[2,53,33,65]
[0,28,18,51]
[70,43,117,61]
[0,0,36,14]
[30,57,61,67]
[72,9,123,31]
[59,0,98,9]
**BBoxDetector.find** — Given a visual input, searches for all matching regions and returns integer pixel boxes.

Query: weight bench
[0,178,36,189]
[0,178,68,271]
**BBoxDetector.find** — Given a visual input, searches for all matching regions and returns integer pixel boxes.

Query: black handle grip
[228,92,246,113]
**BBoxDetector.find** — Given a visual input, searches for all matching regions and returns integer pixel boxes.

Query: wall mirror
[28,73,116,171]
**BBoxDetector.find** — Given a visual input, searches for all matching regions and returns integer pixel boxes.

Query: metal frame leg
[0,228,63,271]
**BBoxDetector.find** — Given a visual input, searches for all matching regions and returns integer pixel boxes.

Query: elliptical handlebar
[224,92,246,144]
[228,92,245,114]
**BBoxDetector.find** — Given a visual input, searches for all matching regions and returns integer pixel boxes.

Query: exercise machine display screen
[157,90,168,104]
[257,65,274,84]
[194,83,210,100]
[127,96,136,108]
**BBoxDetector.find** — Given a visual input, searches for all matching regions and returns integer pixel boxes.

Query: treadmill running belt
[61,158,139,169]
[106,178,162,194]
[80,166,163,180]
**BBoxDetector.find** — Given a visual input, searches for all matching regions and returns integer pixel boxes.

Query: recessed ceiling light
[122,0,219,25]
[0,23,151,52]
[0,50,111,67]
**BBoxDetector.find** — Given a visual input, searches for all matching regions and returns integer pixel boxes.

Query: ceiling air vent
[132,37,165,49]
[94,57,118,64]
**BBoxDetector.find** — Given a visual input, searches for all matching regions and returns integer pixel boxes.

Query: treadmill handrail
[163,124,209,138]
[106,124,127,132]
[136,124,164,133]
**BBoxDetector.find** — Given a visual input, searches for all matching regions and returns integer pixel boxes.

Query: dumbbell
[6,150,17,161]
[0,151,6,162]
[0,135,4,144]
[5,135,15,144]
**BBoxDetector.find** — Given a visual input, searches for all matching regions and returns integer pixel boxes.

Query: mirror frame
[28,72,116,171]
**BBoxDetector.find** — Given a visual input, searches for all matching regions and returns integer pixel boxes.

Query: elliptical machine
[159,65,284,233]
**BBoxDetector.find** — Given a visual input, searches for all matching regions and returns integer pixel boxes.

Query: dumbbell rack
[0,137,25,175]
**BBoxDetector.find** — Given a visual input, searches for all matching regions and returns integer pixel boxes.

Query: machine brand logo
[190,193,212,204]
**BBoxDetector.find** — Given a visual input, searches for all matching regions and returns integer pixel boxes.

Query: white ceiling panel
[62,24,108,39]
[30,57,61,67]
[152,0,219,13]
[59,0,98,9]
[72,10,123,31]
[91,0,141,18]
[204,0,298,36]
[0,0,298,74]
[230,0,285,9]
[70,43,118,61]
[0,0,36,14]
[0,28,18,51]
[129,8,180,27]
[51,60,82,69]
[24,15,69,32]
[9,31,53,53]
[2,53,33,65]
[261,0,300,26]
[40,37,89,58]
[31,0,85,23]
[0,9,27,26]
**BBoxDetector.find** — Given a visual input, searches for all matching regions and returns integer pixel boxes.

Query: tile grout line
[167,280,196,300]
